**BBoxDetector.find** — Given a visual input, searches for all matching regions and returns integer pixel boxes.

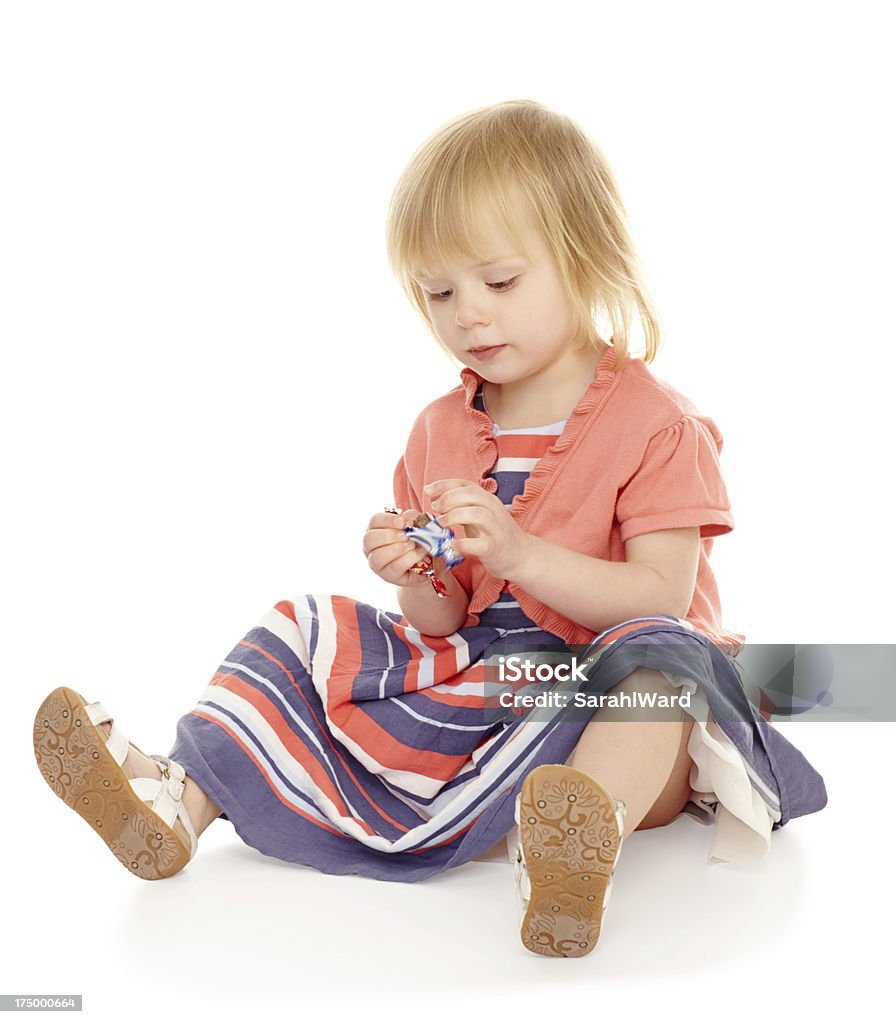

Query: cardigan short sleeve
[615,415,735,542]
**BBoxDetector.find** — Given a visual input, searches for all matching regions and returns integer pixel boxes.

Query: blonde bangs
[387,135,535,345]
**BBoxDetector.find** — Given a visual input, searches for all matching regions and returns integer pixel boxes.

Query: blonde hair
[385,99,662,369]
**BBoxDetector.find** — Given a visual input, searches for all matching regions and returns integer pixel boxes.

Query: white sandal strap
[613,798,627,849]
[158,757,200,861]
[84,701,129,766]
[603,875,615,910]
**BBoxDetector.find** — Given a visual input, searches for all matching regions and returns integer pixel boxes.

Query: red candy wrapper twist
[409,555,450,598]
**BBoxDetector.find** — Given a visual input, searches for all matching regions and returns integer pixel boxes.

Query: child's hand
[363,510,443,589]
[423,479,533,581]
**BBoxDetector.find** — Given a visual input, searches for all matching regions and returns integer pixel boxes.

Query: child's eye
[426,277,519,302]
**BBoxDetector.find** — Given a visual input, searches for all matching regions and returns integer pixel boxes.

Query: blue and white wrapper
[404,514,464,569]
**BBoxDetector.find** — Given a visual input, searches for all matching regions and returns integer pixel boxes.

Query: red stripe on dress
[596,618,685,646]
[494,432,558,458]
[274,598,299,623]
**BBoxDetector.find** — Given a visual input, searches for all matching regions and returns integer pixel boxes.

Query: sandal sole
[33,685,193,880]
[518,764,622,958]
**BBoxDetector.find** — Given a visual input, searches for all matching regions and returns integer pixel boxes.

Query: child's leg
[566,667,695,840]
[98,721,222,838]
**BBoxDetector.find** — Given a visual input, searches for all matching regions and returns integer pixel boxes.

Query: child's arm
[396,558,470,637]
[509,527,701,635]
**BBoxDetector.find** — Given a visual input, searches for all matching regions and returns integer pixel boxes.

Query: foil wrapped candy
[384,506,463,599]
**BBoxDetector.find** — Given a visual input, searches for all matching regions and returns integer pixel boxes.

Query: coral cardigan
[392,346,746,656]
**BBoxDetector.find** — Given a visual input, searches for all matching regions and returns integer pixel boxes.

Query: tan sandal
[33,685,199,880]
[511,763,627,958]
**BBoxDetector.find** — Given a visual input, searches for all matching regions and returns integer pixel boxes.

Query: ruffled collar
[459,344,625,520]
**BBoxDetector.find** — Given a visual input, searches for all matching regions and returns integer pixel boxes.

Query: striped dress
[167,383,827,881]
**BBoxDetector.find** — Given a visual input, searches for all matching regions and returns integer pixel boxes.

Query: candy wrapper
[403,512,464,569]
[383,507,464,599]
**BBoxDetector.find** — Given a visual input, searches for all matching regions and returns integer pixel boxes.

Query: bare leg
[98,722,222,838]
[567,667,695,840]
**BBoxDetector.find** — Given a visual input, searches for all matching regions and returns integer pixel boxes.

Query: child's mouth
[469,345,506,360]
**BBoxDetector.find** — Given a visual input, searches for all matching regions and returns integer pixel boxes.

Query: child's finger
[430,486,488,514]
[369,536,419,575]
[363,526,413,559]
[423,479,476,500]
[453,535,486,558]
[434,504,487,531]
[389,543,433,584]
[368,510,412,531]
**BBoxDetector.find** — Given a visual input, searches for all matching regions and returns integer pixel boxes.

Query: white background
[3,1,892,1018]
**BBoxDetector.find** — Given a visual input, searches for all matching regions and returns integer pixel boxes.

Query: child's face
[412,200,588,384]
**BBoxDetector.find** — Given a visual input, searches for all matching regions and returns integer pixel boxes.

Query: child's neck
[482,344,607,430]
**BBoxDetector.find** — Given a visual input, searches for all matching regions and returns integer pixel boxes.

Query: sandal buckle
[164,773,185,802]
[152,756,186,801]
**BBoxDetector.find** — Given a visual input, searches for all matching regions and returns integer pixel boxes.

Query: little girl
[33,99,827,959]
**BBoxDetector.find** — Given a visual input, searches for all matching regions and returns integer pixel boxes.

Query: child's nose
[455,302,491,329]
[452,287,491,329]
